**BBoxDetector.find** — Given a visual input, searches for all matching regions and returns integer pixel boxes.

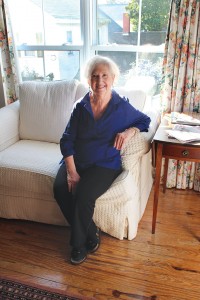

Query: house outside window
[7,0,171,94]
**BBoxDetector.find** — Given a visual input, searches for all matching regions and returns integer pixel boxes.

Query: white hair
[84,55,120,84]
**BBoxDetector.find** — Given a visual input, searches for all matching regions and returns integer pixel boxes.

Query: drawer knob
[182,150,189,157]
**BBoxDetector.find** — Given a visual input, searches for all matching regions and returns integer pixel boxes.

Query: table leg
[152,142,163,234]
[163,158,169,193]
[152,141,156,168]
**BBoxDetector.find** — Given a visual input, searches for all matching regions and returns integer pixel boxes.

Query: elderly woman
[53,55,151,265]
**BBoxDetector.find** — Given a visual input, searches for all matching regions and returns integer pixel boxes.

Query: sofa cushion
[0,140,66,226]
[19,80,79,143]
[0,140,62,177]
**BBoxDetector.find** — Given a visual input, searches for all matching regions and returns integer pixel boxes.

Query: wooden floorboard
[0,186,200,299]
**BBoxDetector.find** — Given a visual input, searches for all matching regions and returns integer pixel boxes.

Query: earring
[89,86,92,95]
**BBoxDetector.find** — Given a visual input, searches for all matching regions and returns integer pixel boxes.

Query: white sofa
[0,79,160,240]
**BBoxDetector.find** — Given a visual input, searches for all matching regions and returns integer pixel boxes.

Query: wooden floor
[0,186,200,300]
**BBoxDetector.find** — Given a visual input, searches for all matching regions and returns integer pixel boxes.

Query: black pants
[53,164,121,249]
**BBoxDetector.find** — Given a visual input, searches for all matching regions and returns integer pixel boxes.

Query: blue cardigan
[60,91,151,170]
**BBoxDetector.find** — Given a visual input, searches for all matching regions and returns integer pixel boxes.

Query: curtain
[0,0,19,104]
[161,0,200,190]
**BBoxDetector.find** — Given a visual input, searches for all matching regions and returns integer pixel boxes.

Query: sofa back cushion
[114,87,146,111]
[19,79,147,144]
[19,80,80,143]
[75,82,88,101]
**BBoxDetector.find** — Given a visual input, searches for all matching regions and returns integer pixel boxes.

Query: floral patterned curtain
[161,0,200,191]
[0,0,19,104]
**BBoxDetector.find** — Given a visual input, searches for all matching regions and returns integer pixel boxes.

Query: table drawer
[162,144,200,160]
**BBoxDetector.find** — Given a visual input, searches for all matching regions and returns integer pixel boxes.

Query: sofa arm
[143,109,161,141]
[0,100,20,151]
[120,131,150,171]
[120,108,160,171]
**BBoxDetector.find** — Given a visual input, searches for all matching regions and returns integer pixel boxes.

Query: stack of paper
[166,124,200,143]
[171,112,200,126]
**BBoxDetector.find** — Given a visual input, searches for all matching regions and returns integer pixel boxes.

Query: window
[95,0,171,92]
[7,0,171,93]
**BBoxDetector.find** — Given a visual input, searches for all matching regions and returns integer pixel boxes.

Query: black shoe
[86,227,101,254]
[70,247,87,265]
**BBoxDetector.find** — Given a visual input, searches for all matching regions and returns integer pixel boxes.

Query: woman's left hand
[113,127,139,150]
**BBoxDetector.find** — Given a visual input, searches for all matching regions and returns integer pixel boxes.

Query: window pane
[8,0,44,45]
[43,0,81,45]
[19,50,80,81]
[130,52,164,94]
[97,50,163,93]
[97,51,136,86]
[97,0,170,47]
[97,1,138,46]
[8,0,81,46]
[140,0,171,46]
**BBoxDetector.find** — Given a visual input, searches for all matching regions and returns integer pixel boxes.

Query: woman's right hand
[64,155,80,195]
[67,170,80,195]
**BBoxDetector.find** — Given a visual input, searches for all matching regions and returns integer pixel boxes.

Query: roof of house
[31,0,80,19]
[99,4,127,28]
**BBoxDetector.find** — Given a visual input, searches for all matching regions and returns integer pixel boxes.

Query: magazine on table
[166,124,200,143]
[171,112,200,126]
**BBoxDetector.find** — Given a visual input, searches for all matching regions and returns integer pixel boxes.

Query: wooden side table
[152,115,200,234]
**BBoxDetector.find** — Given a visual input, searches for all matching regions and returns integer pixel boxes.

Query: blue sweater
[60,91,151,170]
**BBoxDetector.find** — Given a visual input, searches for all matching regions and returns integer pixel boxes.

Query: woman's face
[89,64,115,97]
